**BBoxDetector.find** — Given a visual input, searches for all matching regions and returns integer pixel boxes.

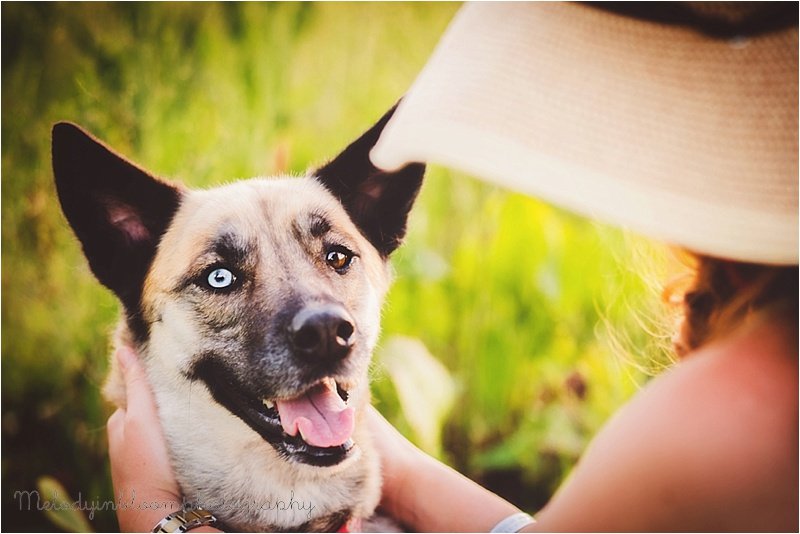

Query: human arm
[532,320,798,531]
[367,406,524,532]
[371,320,798,532]
[107,346,221,532]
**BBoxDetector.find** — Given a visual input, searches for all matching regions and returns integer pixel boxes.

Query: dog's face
[145,177,393,467]
[52,109,423,528]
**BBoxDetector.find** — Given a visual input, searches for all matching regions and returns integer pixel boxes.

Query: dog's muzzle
[191,356,358,467]
[288,303,355,363]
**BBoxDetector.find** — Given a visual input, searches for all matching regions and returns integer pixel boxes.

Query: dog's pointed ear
[52,122,183,315]
[314,105,425,257]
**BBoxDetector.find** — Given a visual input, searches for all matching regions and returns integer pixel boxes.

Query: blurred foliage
[2,3,677,531]
[380,336,457,457]
[35,477,93,533]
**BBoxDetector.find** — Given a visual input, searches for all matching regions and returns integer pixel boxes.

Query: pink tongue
[275,383,354,448]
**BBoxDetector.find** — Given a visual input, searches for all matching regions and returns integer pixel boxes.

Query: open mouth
[191,360,357,467]
[261,378,356,464]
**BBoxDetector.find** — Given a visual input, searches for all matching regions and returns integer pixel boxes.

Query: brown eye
[325,246,354,272]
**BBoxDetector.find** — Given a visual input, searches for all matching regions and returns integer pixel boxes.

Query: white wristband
[490,512,536,533]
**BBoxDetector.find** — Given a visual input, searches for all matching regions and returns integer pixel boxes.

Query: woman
[109,3,798,532]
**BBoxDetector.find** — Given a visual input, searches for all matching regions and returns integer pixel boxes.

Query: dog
[51,106,424,532]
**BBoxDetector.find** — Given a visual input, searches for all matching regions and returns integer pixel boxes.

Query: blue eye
[207,267,236,289]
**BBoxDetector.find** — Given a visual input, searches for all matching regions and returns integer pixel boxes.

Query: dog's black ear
[314,105,425,257]
[52,122,183,318]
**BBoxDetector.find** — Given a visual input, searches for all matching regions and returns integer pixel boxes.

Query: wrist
[115,489,183,532]
[120,506,180,533]
[152,504,218,533]
[489,512,537,533]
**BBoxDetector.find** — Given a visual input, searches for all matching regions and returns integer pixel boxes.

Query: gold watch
[152,505,217,533]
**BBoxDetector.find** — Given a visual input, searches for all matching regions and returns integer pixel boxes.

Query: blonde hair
[668,254,798,356]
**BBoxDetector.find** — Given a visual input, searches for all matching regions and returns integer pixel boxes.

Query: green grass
[2,3,673,531]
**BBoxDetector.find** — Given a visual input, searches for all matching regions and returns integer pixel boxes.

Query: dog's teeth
[262,399,275,409]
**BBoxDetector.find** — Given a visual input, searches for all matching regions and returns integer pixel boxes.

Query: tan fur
[53,113,419,531]
[105,176,391,531]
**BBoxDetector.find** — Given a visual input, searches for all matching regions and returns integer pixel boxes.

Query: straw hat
[371,2,798,265]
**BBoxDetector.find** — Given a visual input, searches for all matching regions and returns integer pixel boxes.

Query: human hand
[365,405,419,517]
[106,346,183,532]
[366,405,522,532]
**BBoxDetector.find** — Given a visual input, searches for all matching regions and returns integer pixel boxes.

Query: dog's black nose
[289,304,355,361]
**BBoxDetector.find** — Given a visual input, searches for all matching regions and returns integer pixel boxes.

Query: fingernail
[116,346,137,371]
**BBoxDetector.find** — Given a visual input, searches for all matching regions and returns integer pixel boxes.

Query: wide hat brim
[371,2,798,265]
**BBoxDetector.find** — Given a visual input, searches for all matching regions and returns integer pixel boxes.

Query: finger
[106,408,126,471]
[106,407,126,454]
[116,346,158,415]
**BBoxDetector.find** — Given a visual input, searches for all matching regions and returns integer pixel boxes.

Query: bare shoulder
[533,317,798,532]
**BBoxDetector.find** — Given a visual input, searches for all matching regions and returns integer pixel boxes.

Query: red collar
[336,517,362,532]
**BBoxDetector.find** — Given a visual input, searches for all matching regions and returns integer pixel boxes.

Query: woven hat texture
[371,2,798,265]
